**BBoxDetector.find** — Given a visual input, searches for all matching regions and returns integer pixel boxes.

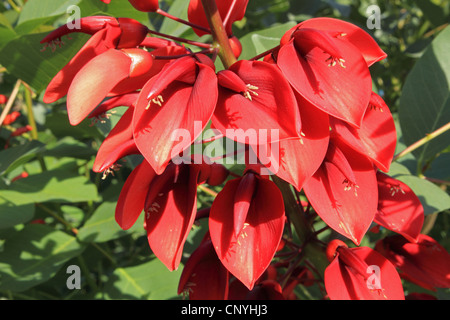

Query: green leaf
[399,26,450,166]
[159,0,191,37]
[0,202,35,229]
[239,21,296,60]
[0,32,89,93]
[389,162,450,215]
[103,259,182,300]
[0,224,85,292]
[0,140,46,176]
[0,169,99,205]
[78,201,143,243]
[17,0,81,25]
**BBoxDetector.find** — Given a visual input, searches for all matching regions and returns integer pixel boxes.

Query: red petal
[212,60,302,144]
[331,92,397,172]
[43,25,119,104]
[303,145,378,245]
[133,61,218,174]
[277,38,372,127]
[145,165,199,271]
[375,172,424,243]
[177,236,229,300]
[209,176,285,290]
[66,49,132,125]
[252,98,329,191]
[187,0,248,37]
[297,17,387,66]
[325,246,405,300]
[376,234,450,289]
[115,160,156,230]
[92,108,138,172]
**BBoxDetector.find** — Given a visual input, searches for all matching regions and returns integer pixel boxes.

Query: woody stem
[200,0,237,69]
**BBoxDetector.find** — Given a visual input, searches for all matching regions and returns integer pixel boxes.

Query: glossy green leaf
[399,26,450,166]
[103,259,182,300]
[0,169,99,204]
[78,201,143,243]
[0,224,85,292]
[0,140,45,176]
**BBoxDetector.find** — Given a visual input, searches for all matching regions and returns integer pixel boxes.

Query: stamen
[146,95,164,109]
[102,163,122,180]
[326,56,346,68]
[343,179,359,196]
[243,84,259,101]
[388,184,405,196]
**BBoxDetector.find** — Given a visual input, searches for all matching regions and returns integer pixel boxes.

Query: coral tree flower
[303,139,378,245]
[375,172,424,243]
[325,239,405,300]
[376,234,450,290]
[116,159,228,271]
[212,59,302,145]
[41,16,150,120]
[133,54,218,175]
[209,169,285,290]
[178,233,230,300]
[277,18,377,128]
[187,0,249,37]
[330,92,397,172]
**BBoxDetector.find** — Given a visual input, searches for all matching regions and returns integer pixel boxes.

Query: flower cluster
[42,0,450,300]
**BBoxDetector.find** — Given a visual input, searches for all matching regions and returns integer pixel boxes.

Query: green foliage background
[0,0,449,300]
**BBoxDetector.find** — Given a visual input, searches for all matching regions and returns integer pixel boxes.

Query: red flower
[252,95,329,191]
[303,139,378,245]
[133,54,218,174]
[277,19,374,128]
[325,239,405,300]
[375,234,450,290]
[42,16,149,105]
[3,111,20,125]
[212,59,302,145]
[209,169,285,290]
[0,94,8,104]
[178,234,229,300]
[116,160,222,271]
[330,92,397,172]
[374,172,424,243]
[187,0,249,37]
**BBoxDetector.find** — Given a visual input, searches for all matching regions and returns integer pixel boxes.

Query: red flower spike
[178,235,229,300]
[277,26,372,128]
[375,234,450,289]
[133,55,218,175]
[292,17,387,67]
[66,48,153,125]
[209,172,285,290]
[212,60,302,144]
[375,172,424,243]
[330,92,397,172]
[115,159,157,230]
[92,108,139,174]
[187,0,249,37]
[303,141,378,245]
[325,242,405,300]
[128,0,159,12]
[252,97,330,191]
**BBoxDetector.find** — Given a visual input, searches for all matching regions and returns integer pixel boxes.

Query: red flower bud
[3,111,21,125]
[128,0,159,12]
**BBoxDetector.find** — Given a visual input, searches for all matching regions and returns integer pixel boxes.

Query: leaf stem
[393,121,450,162]
[156,8,210,33]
